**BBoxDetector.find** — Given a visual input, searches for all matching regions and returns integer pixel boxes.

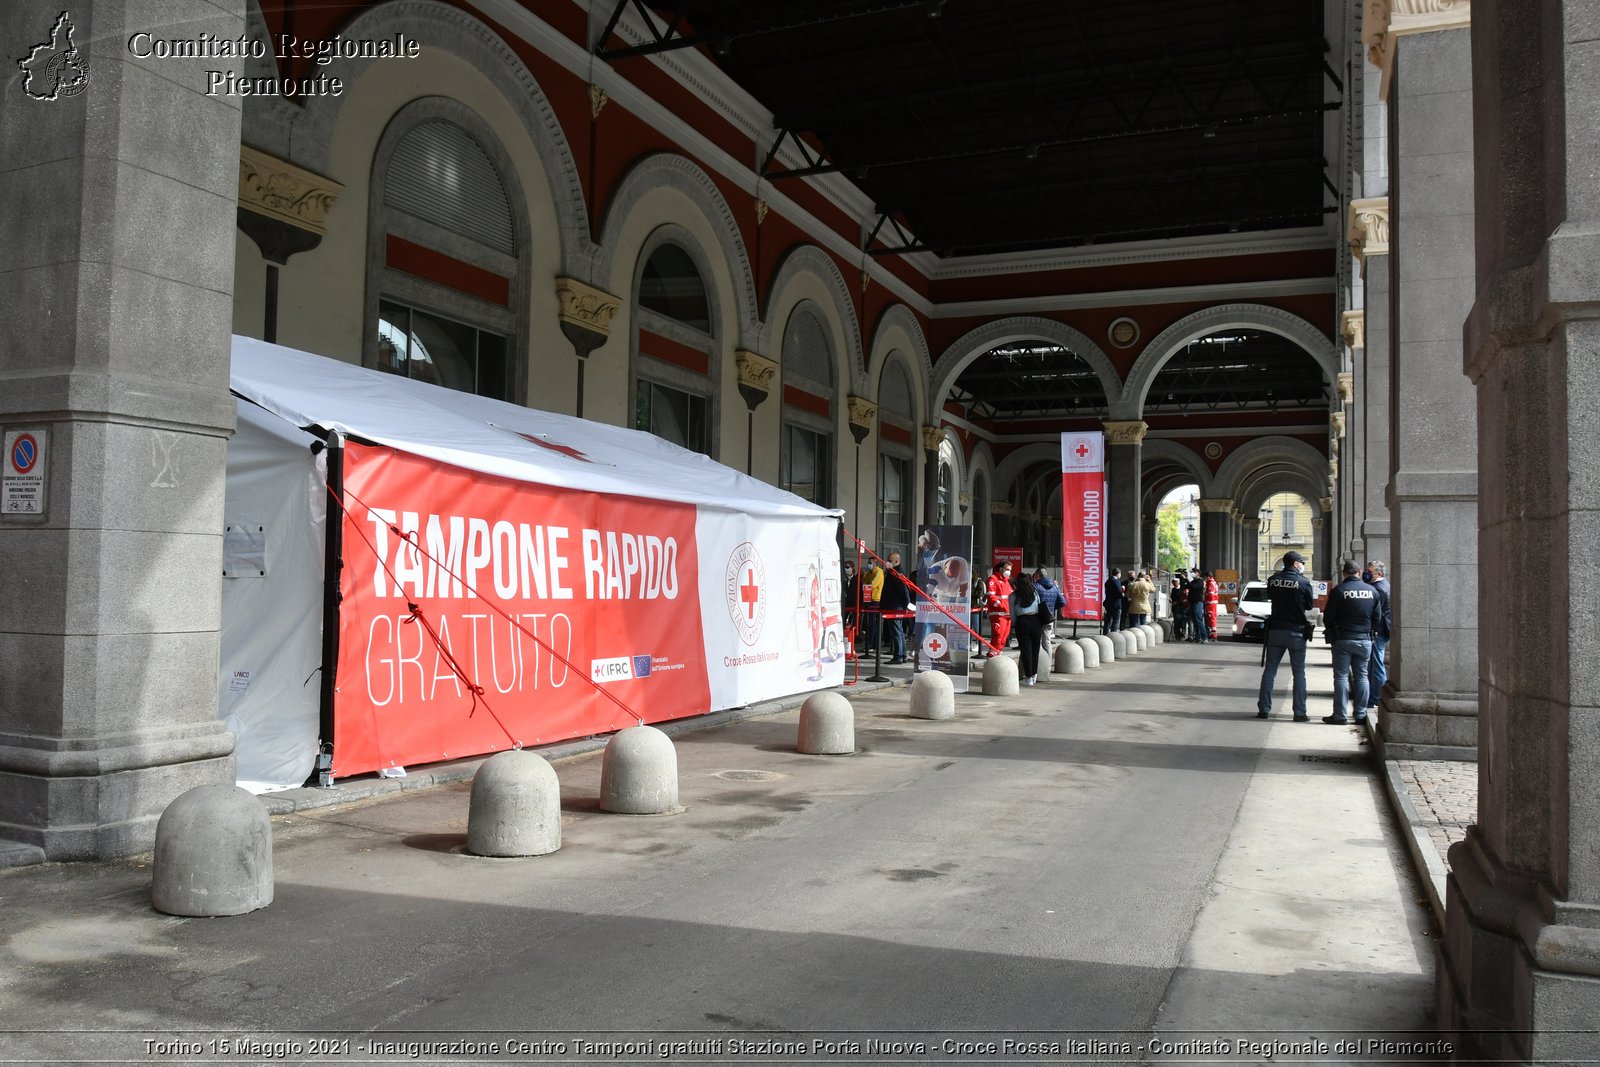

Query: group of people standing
[1103,567,1218,641]
[1169,569,1220,643]
[843,551,916,663]
[1255,551,1392,723]
[983,559,1066,686]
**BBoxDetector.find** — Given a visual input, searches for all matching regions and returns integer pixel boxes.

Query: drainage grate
[1300,754,1354,764]
[715,770,782,782]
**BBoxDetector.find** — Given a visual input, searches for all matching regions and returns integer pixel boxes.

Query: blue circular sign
[10,434,38,474]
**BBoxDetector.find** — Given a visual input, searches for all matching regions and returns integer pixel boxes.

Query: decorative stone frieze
[1337,371,1354,404]
[755,198,769,225]
[921,425,944,452]
[1320,497,1334,514]
[238,146,342,235]
[588,84,608,118]
[734,350,777,411]
[1348,198,1390,266]
[1102,420,1149,446]
[1341,309,1366,351]
[847,395,877,444]
[1196,498,1234,514]
[1332,411,1347,438]
[1363,0,1472,100]
[1242,517,1261,531]
[991,502,1015,517]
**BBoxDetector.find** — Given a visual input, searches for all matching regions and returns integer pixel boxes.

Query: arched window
[368,109,525,402]
[876,357,916,560]
[780,301,836,506]
[633,235,716,456]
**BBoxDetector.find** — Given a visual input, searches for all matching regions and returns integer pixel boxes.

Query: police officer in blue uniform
[1256,550,1314,720]
[1323,559,1382,724]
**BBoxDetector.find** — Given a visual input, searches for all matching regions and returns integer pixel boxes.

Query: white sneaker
[1026,677,1036,686]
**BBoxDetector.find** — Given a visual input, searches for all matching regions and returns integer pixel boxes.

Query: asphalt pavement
[0,633,1441,1065]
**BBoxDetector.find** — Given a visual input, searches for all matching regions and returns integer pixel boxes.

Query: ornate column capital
[1332,410,1347,438]
[238,146,343,236]
[991,502,1015,517]
[1102,420,1149,445]
[1348,198,1390,271]
[958,491,972,512]
[1242,517,1262,531]
[734,350,777,412]
[1320,496,1335,513]
[920,424,945,453]
[1341,309,1366,351]
[847,395,877,443]
[1328,458,1340,493]
[1364,1,1472,100]
[555,278,622,361]
[1196,498,1235,514]
[1337,371,1355,404]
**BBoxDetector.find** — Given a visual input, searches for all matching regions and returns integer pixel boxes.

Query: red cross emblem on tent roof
[514,431,593,463]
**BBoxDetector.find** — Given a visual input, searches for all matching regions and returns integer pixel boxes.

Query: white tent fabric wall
[220,401,327,792]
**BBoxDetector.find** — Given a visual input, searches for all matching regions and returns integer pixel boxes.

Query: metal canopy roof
[601,0,1341,257]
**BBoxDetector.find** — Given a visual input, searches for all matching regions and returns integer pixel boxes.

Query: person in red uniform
[985,560,1014,654]
[1204,571,1220,643]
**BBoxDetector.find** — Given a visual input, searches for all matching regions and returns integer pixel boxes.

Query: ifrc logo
[590,657,634,683]
[725,541,767,646]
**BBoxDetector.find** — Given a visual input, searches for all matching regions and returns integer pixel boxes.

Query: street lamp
[1258,508,1272,578]
[1185,521,1197,569]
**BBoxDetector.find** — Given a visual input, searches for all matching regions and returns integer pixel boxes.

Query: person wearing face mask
[1255,551,1315,721]
[986,560,1014,654]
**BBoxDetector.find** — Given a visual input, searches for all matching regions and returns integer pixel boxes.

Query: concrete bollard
[910,670,956,719]
[151,785,273,917]
[600,725,678,814]
[468,750,561,857]
[1092,633,1114,663]
[1149,623,1164,645]
[1110,630,1130,657]
[1036,645,1053,683]
[1130,627,1148,652]
[983,654,1020,695]
[1076,636,1101,669]
[797,691,855,754]
[1159,619,1174,641]
[1054,640,1085,674]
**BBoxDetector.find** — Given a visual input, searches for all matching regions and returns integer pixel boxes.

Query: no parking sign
[3,429,48,515]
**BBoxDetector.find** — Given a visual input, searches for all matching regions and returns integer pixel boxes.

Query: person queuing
[1102,567,1126,634]
[1186,570,1208,642]
[1127,570,1154,627]
[859,559,884,654]
[1363,559,1392,718]
[1255,551,1315,720]
[1032,568,1065,652]
[879,550,913,665]
[1170,575,1189,641]
[842,560,859,642]
[1009,569,1046,685]
[1204,571,1220,641]
[1323,560,1382,725]
[986,560,1015,654]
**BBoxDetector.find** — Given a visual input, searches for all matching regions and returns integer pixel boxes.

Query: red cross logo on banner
[1075,441,1091,459]
[741,568,761,619]
[923,631,949,659]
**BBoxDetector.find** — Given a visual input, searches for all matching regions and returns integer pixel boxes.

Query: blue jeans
[1367,635,1389,707]
[887,616,907,660]
[1332,638,1372,720]
[1258,628,1308,716]
[1103,604,1123,634]
[1129,613,1148,627]
[1190,603,1208,640]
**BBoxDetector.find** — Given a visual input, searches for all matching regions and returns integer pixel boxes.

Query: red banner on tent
[1060,432,1105,621]
[333,443,710,776]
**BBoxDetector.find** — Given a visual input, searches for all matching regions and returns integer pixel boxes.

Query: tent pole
[315,431,345,784]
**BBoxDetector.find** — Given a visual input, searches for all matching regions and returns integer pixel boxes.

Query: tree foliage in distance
[1157,503,1189,575]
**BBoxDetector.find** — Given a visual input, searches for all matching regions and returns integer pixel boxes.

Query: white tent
[221,337,846,790]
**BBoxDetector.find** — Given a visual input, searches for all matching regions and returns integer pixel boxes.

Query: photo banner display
[912,524,976,692]
[1060,432,1106,621]
[335,443,844,776]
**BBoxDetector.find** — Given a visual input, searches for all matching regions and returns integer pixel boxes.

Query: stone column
[1354,47,1394,573]
[921,425,943,525]
[0,0,247,860]
[1241,518,1261,581]
[1103,421,1146,575]
[1372,6,1478,761]
[1196,498,1232,573]
[1440,2,1600,1059]
[1140,516,1157,573]
[1313,517,1330,577]
[555,278,621,419]
[734,350,776,477]
[1338,325,1363,558]
[1319,496,1336,573]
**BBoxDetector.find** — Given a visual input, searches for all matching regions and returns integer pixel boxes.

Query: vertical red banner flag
[1060,432,1105,621]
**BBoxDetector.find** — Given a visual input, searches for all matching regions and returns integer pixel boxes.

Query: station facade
[2,0,1596,1058]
